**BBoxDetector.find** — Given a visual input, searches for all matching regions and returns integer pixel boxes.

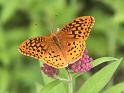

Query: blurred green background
[0,0,124,93]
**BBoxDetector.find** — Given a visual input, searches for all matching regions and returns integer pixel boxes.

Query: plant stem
[67,70,73,93]
[54,70,73,93]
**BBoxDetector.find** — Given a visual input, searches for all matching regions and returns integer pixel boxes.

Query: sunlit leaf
[90,57,118,67]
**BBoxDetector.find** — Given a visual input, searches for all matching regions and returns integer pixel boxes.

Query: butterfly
[19,16,95,69]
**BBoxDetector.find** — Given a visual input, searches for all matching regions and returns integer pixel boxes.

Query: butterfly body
[19,16,95,68]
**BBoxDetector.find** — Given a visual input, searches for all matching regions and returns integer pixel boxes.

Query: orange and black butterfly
[19,16,95,68]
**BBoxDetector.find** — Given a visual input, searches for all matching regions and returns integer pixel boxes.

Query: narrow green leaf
[90,57,118,67]
[77,58,122,93]
[40,80,61,93]
[102,82,124,93]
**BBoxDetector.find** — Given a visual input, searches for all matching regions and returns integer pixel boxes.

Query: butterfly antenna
[49,19,55,33]
[49,13,60,33]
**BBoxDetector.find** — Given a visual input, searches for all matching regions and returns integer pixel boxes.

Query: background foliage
[0,0,124,93]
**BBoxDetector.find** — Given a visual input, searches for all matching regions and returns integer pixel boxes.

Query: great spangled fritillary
[19,16,95,68]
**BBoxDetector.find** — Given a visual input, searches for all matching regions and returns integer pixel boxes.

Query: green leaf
[90,57,118,67]
[103,82,124,93]
[40,80,62,93]
[77,58,122,93]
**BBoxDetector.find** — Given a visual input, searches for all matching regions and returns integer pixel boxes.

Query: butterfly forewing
[19,37,49,60]
[57,16,94,40]
[59,38,86,64]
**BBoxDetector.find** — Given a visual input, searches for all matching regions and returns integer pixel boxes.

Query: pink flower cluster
[41,64,59,77]
[67,50,93,73]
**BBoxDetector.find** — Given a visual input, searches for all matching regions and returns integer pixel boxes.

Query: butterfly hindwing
[43,42,68,68]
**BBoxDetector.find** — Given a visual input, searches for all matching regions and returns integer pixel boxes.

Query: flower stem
[54,70,73,93]
[67,70,73,93]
